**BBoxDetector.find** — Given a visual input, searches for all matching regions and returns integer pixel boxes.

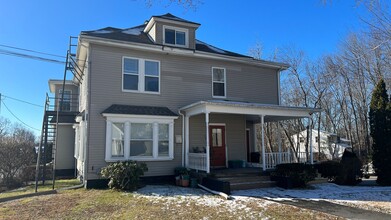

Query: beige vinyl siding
[85,43,279,178]
[55,125,75,170]
[153,22,197,49]
[189,114,247,163]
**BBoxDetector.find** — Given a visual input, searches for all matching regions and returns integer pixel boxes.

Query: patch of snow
[92,30,113,34]
[122,27,144,35]
[133,185,277,217]
[232,183,391,214]
[196,40,227,54]
[132,183,391,216]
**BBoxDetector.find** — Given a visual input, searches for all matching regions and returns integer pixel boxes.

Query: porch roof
[179,100,322,122]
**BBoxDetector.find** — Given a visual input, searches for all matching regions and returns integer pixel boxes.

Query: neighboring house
[291,129,351,161]
[40,13,320,188]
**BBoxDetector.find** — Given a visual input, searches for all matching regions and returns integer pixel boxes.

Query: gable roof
[152,13,200,26]
[101,104,177,117]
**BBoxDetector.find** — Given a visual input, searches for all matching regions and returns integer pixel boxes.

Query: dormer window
[163,26,188,47]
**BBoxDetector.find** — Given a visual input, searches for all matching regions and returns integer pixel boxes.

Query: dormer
[143,13,200,50]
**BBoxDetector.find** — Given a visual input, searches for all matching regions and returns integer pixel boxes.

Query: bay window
[105,116,175,161]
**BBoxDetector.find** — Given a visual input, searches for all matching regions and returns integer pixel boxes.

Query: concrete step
[230,180,276,190]
[218,175,271,183]
[213,171,263,178]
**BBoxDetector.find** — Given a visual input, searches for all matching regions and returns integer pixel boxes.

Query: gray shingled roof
[80,14,251,59]
[153,13,200,25]
[102,104,177,116]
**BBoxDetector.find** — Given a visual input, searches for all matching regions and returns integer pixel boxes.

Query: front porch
[180,100,321,173]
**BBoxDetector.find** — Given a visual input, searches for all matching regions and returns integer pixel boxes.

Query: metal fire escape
[35,36,84,191]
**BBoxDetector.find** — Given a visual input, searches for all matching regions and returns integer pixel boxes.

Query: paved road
[266,198,391,220]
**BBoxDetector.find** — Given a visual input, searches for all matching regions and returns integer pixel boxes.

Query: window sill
[122,89,160,95]
[212,96,226,99]
[163,42,188,48]
[105,157,174,162]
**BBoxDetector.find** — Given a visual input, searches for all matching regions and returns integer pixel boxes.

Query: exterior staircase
[212,168,276,191]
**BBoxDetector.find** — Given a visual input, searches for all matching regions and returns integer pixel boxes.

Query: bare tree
[0,121,36,188]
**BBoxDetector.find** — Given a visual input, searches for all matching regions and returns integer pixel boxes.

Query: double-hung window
[104,116,175,161]
[163,26,187,47]
[123,57,160,93]
[212,67,226,98]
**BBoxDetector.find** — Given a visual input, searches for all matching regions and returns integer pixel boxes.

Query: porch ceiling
[180,100,322,121]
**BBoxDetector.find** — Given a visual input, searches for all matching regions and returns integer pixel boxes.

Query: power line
[0,49,65,64]
[0,94,43,108]
[1,100,40,131]
[0,44,66,59]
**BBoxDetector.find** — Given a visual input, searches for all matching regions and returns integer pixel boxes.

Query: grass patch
[0,187,342,220]
[0,179,81,199]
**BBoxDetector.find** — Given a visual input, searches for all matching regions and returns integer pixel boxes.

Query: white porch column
[277,122,282,164]
[308,116,314,164]
[205,112,210,173]
[185,116,190,167]
[261,115,266,171]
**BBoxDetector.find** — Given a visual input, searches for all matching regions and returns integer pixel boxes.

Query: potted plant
[174,167,190,187]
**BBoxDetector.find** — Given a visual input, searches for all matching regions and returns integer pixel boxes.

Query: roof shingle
[102,104,178,117]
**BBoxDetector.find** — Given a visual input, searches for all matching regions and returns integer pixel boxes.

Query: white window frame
[104,114,176,162]
[122,56,161,94]
[212,67,226,98]
[163,25,189,48]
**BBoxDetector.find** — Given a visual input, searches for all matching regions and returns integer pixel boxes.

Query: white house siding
[84,43,280,179]
[292,129,349,160]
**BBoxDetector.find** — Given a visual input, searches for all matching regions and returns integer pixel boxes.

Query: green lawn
[0,179,81,199]
[0,185,343,220]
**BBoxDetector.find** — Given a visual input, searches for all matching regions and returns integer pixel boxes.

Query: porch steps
[212,169,276,190]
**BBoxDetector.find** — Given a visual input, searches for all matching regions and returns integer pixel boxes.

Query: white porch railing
[188,153,207,171]
[264,152,292,169]
[294,152,309,163]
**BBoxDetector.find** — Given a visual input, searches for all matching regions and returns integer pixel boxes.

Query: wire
[1,94,43,108]
[1,100,41,131]
[0,49,65,64]
[0,44,66,58]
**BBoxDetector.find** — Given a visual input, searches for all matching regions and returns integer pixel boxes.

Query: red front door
[209,125,226,167]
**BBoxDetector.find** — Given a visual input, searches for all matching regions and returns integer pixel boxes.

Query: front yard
[0,184,341,220]
[1,179,391,219]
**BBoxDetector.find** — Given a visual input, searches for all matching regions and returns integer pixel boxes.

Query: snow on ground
[134,185,276,218]
[134,181,391,216]
[233,182,391,214]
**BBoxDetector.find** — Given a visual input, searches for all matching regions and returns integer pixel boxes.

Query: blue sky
[0,0,370,136]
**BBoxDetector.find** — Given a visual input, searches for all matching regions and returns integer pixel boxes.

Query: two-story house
[42,13,320,188]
